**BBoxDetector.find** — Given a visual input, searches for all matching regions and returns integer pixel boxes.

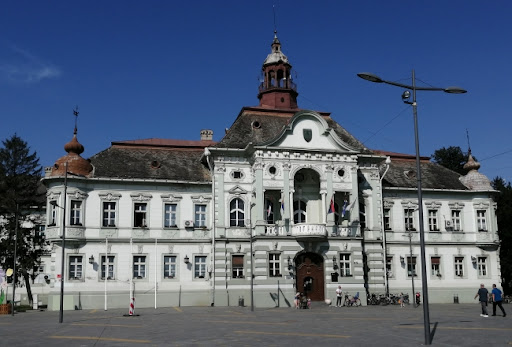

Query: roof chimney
[200,129,213,141]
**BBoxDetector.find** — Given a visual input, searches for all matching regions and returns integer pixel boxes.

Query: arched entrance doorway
[295,252,324,301]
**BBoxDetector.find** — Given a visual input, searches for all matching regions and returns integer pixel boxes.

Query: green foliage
[491,176,512,294]
[0,134,47,304]
[431,146,469,175]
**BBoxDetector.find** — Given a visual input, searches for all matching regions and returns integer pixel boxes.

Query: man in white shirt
[336,286,343,307]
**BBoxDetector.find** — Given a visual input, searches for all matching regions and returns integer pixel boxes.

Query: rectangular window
[101,255,115,280]
[386,256,393,277]
[404,209,414,230]
[163,256,176,278]
[49,201,57,225]
[232,255,244,278]
[102,202,116,227]
[195,204,207,227]
[269,253,281,277]
[69,255,83,280]
[477,257,487,276]
[194,255,207,278]
[407,256,417,277]
[452,210,461,231]
[164,204,177,227]
[431,256,441,276]
[477,210,487,231]
[70,200,82,226]
[134,203,147,227]
[384,209,391,230]
[455,257,464,277]
[133,255,146,278]
[428,210,439,231]
[339,253,352,277]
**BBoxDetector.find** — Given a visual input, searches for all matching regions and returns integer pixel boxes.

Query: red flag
[328,195,335,214]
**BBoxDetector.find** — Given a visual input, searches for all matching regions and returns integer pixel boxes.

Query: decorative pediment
[424,201,442,210]
[98,192,122,201]
[448,201,465,210]
[473,201,490,210]
[401,200,418,209]
[228,185,248,195]
[47,191,61,200]
[161,194,183,203]
[67,190,88,200]
[191,195,212,203]
[383,199,395,209]
[130,192,153,202]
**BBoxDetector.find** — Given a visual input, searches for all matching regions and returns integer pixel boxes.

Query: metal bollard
[453,294,459,304]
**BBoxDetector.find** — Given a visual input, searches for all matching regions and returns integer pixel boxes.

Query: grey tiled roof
[89,145,210,182]
[382,158,468,190]
[214,107,372,153]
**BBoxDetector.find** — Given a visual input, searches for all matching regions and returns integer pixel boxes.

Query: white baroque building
[41,33,500,310]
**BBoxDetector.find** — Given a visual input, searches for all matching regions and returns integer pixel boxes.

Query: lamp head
[402,90,411,102]
[357,72,383,83]
[444,86,467,94]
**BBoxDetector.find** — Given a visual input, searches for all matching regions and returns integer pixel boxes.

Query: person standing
[294,292,300,309]
[491,284,507,317]
[474,283,489,317]
[335,286,343,307]
[400,292,405,308]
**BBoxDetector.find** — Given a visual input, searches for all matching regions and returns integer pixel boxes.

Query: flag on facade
[341,200,348,217]
[328,195,336,214]
[280,192,285,215]
[267,202,272,218]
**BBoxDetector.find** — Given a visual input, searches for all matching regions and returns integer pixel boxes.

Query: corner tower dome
[51,126,93,177]
[257,31,298,110]
[459,149,492,190]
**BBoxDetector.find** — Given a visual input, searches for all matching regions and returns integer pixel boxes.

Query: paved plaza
[0,303,510,346]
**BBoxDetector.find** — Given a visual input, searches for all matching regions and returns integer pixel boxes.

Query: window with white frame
[230,198,245,227]
[407,256,417,277]
[101,255,115,280]
[232,255,244,278]
[477,257,487,276]
[404,209,414,230]
[102,202,116,227]
[339,253,351,277]
[195,204,207,227]
[269,253,281,277]
[164,204,177,228]
[431,256,441,277]
[452,210,462,231]
[477,210,487,231]
[386,256,393,277]
[384,208,392,230]
[70,200,83,226]
[293,200,307,224]
[49,201,57,225]
[454,257,464,277]
[133,255,146,278]
[428,210,439,231]
[69,255,83,280]
[163,255,176,278]
[265,199,274,224]
[194,255,207,278]
[133,203,147,227]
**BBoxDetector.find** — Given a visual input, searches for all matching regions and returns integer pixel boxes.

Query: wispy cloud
[0,44,61,84]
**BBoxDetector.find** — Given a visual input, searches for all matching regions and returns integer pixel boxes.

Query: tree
[492,176,512,294]
[0,134,47,305]
[431,146,469,175]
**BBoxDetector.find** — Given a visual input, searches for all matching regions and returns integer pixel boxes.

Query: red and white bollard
[129,296,135,316]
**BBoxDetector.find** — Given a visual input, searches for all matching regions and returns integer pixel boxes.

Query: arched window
[230,198,245,227]
[265,199,274,224]
[293,200,307,224]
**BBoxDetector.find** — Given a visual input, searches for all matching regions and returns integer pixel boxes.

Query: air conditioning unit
[184,220,194,228]
[445,220,453,228]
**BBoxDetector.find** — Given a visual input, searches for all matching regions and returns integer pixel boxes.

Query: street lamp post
[358,70,466,345]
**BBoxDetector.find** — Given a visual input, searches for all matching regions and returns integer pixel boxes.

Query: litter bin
[238,296,244,307]
[453,294,459,304]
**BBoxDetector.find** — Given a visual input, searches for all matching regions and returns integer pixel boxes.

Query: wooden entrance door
[295,252,324,301]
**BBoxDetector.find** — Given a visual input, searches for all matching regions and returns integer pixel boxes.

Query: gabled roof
[213,107,372,153]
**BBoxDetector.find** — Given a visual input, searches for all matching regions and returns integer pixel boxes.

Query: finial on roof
[64,106,84,155]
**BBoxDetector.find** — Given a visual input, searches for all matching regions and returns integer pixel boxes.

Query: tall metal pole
[11,204,18,316]
[59,162,68,323]
[412,70,431,344]
[407,230,415,307]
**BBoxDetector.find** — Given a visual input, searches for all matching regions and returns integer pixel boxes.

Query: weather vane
[73,105,79,133]
[466,128,471,153]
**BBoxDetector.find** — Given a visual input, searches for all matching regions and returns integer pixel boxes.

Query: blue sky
[1,1,511,182]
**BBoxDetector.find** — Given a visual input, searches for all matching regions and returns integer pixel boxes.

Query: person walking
[491,284,507,317]
[294,292,300,309]
[400,292,405,308]
[335,286,343,307]
[474,283,489,317]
